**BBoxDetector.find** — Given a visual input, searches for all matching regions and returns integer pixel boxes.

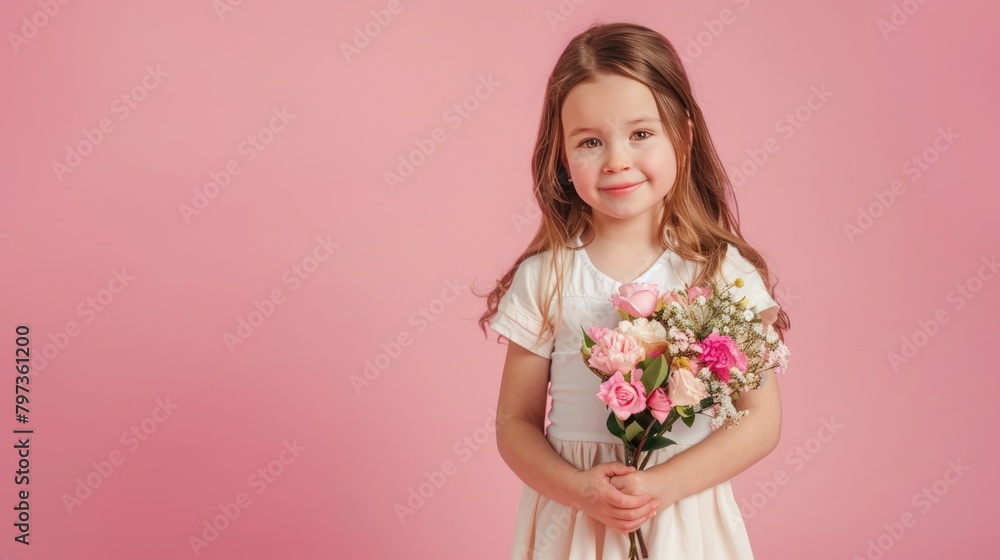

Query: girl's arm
[645,306,783,506]
[494,341,583,507]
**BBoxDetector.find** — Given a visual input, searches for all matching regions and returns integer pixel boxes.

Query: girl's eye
[578,131,652,148]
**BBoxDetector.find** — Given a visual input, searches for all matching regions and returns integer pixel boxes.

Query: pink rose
[588,330,645,376]
[686,285,712,302]
[646,387,672,424]
[610,282,660,318]
[698,330,747,383]
[597,369,648,420]
[667,365,708,407]
[659,291,687,307]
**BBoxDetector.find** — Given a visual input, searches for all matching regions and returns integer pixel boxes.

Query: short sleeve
[488,256,556,360]
[719,243,779,313]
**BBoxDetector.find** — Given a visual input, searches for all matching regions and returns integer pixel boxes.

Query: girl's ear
[556,164,572,188]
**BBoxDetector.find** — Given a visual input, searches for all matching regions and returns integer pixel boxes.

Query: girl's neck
[581,217,668,254]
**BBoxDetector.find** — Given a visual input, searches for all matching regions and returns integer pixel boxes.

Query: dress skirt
[508,434,755,559]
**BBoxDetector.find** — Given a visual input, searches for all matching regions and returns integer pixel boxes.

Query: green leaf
[682,414,695,428]
[624,421,644,444]
[697,397,715,410]
[675,405,693,418]
[581,326,595,349]
[607,412,625,437]
[651,355,669,389]
[639,356,660,395]
[641,436,676,452]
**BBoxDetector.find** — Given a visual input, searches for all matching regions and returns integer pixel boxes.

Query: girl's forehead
[561,74,659,124]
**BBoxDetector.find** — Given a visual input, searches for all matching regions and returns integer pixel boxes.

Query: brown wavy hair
[474,22,791,350]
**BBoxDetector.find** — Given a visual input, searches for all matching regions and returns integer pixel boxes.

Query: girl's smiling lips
[600,180,645,196]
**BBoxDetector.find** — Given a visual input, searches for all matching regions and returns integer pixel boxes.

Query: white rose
[618,318,669,356]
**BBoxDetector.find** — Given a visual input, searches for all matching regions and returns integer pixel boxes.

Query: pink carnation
[597,369,647,420]
[698,329,747,383]
[588,330,645,376]
[587,325,609,344]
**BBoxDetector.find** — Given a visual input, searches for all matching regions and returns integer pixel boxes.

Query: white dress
[488,234,779,560]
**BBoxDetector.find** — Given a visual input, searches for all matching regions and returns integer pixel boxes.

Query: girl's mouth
[601,181,644,196]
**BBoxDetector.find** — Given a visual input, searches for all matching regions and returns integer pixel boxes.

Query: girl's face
[561,72,687,228]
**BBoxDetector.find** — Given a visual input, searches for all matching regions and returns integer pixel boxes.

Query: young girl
[477,22,791,560]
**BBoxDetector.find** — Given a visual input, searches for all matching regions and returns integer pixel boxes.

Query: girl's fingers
[605,488,652,509]
[606,499,661,521]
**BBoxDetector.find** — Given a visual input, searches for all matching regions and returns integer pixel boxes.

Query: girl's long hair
[475,22,791,349]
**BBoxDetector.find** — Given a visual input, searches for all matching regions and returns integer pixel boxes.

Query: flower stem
[638,413,680,470]
[629,419,661,558]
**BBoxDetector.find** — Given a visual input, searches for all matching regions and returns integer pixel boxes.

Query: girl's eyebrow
[566,116,660,138]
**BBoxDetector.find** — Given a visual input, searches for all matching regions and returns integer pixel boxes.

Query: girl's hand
[609,465,670,516]
[567,461,661,535]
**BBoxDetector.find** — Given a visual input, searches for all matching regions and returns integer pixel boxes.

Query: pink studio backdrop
[1,1,997,558]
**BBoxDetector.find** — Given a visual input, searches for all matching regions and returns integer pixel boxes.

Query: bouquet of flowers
[580,277,790,559]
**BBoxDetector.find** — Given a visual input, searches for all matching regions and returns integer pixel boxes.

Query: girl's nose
[603,139,632,173]
[603,153,632,173]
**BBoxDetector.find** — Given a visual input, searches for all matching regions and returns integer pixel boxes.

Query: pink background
[1,0,997,558]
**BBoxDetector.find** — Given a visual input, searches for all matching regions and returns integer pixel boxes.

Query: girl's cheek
[568,151,601,176]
